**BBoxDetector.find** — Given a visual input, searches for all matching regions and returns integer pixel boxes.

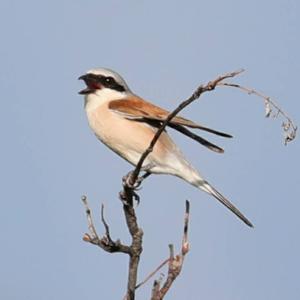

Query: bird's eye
[105,76,114,84]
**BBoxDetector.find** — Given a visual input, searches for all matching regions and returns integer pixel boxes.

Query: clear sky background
[1,1,299,299]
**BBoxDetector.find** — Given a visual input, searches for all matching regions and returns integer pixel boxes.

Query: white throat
[84,88,128,112]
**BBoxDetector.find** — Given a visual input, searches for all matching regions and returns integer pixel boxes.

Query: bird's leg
[122,171,136,189]
[121,170,151,206]
[122,164,154,190]
[140,163,154,173]
[120,171,141,206]
[121,171,140,206]
[121,163,154,206]
[135,171,151,188]
[132,163,154,188]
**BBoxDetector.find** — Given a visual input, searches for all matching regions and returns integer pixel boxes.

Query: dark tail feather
[182,123,233,138]
[195,126,232,138]
[169,123,225,153]
[202,181,253,227]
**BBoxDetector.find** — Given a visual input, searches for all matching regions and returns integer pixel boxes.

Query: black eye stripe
[99,75,126,92]
[104,76,116,84]
[98,75,115,84]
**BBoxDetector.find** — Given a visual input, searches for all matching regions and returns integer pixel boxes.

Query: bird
[78,68,253,227]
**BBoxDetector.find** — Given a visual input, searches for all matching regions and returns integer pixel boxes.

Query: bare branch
[101,203,113,243]
[219,82,297,145]
[151,280,161,300]
[136,258,169,290]
[118,192,143,300]
[125,69,245,187]
[182,200,190,255]
[81,195,130,254]
[81,195,100,240]
[150,201,191,300]
[82,194,143,300]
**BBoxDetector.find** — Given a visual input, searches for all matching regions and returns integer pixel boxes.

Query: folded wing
[108,97,231,153]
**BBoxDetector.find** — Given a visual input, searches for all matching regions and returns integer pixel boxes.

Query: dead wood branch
[82,194,142,300]
[81,195,130,254]
[135,258,169,290]
[219,82,297,144]
[150,200,190,300]
[120,196,143,300]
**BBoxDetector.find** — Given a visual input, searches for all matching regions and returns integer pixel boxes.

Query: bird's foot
[121,167,152,206]
[122,166,153,190]
[135,163,154,187]
[122,171,138,189]
[135,172,151,188]
[121,171,140,206]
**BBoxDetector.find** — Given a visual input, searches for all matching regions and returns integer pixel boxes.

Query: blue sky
[0,1,299,299]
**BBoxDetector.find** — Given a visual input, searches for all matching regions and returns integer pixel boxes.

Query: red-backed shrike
[79,68,252,227]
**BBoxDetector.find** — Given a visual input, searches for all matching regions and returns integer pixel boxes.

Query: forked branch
[150,201,190,300]
[81,195,130,254]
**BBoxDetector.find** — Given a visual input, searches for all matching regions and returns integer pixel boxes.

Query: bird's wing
[108,96,232,138]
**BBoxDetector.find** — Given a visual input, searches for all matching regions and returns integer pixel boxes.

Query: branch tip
[168,244,175,260]
[220,82,297,144]
[185,200,190,214]
[83,233,91,242]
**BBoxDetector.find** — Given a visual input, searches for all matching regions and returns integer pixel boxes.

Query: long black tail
[197,180,253,227]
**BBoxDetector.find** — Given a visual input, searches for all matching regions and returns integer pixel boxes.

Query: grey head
[78,68,131,95]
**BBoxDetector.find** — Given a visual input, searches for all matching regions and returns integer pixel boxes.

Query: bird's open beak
[78,74,87,80]
[78,74,93,95]
[78,74,102,95]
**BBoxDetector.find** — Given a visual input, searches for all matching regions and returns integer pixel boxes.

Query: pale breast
[86,102,181,167]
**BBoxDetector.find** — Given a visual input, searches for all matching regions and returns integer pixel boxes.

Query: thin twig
[182,200,190,255]
[219,82,297,145]
[81,195,99,240]
[136,258,170,290]
[101,203,113,243]
[81,195,130,254]
[150,201,191,300]
[136,199,189,294]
